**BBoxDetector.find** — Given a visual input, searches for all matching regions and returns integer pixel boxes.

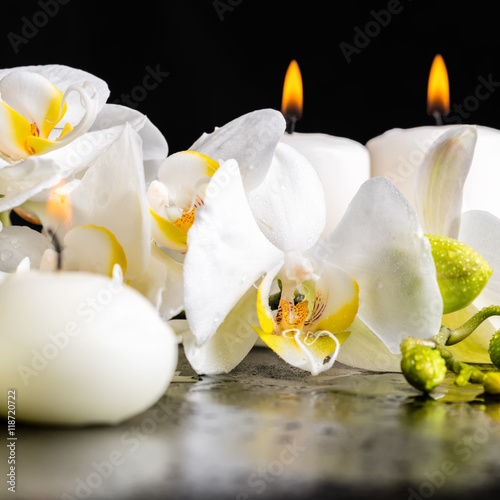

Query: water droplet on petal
[0,250,12,262]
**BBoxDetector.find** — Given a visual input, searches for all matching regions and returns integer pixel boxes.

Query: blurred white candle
[281,132,370,235]
[367,54,500,218]
[280,60,370,236]
[0,269,178,426]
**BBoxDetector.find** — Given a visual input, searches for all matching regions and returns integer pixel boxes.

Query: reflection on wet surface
[4,347,500,499]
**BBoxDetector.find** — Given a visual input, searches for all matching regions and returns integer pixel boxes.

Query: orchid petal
[246,142,326,252]
[0,100,33,160]
[69,125,150,279]
[335,317,403,372]
[0,107,161,214]
[0,71,67,140]
[256,263,282,334]
[311,261,359,334]
[0,120,142,213]
[129,244,168,312]
[189,108,286,191]
[459,210,500,299]
[131,243,185,320]
[0,225,52,272]
[157,150,219,208]
[184,159,284,345]
[37,82,99,152]
[183,285,259,375]
[63,225,127,277]
[90,104,168,184]
[313,177,443,353]
[416,125,477,239]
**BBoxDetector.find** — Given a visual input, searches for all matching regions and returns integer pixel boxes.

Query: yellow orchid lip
[255,265,359,374]
[0,71,97,161]
[148,151,220,253]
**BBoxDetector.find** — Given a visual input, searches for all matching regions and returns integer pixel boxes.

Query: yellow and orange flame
[427,54,450,119]
[281,59,303,121]
[47,180,72,230]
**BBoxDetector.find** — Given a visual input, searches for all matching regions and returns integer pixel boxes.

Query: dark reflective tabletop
[3,347,500,500]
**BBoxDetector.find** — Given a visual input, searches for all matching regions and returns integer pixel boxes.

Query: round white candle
[0,270,178,426]
[367,125,500,218]
[280,132,370,236]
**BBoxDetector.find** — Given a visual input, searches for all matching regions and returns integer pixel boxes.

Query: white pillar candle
[367,124,500,218]
[280,132,370,236]
[0,270,178,426]
[280,60,370,236]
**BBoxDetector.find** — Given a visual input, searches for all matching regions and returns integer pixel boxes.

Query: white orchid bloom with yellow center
[0,64,168,216]
[252,252,359,375]
[345,125,500,370]
[0,124,181,322]
[0,68,99,161]
[181,153,442,375]
[145,108,304,323]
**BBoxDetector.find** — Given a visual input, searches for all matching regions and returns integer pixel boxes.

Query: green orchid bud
[401,340,447,393]
[482,372,500,395]
[488,330,500,369]
[427,234,492,314]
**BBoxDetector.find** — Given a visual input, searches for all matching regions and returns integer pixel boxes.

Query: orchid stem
[443,306,500,346]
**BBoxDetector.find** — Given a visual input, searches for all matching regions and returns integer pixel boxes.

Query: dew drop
[0,250,12,262]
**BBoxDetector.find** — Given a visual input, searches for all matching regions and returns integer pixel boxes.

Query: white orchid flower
[353,125,500,368]
[412,125,500,363]
[0,125,180,323]
[59,124,184,321]
[0,64,168,217]
[181,155,442,375]
[145,108,318,323]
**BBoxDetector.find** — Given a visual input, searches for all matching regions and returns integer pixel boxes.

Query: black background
[2,0,500,155]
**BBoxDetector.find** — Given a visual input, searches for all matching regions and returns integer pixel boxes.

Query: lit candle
[0,183,178,426]
[0,269,178,426]
[279,60,370,236]
[367,54,500,218]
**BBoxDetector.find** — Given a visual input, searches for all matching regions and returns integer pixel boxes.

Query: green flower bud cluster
[400,338,447,393]
[401,327,500,396]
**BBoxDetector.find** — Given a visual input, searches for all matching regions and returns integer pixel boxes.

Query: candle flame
[281,60,303,120]
[427,54,450,118]
[47,180,72,229]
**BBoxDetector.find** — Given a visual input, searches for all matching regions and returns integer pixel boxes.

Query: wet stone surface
[5,347,500,500]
